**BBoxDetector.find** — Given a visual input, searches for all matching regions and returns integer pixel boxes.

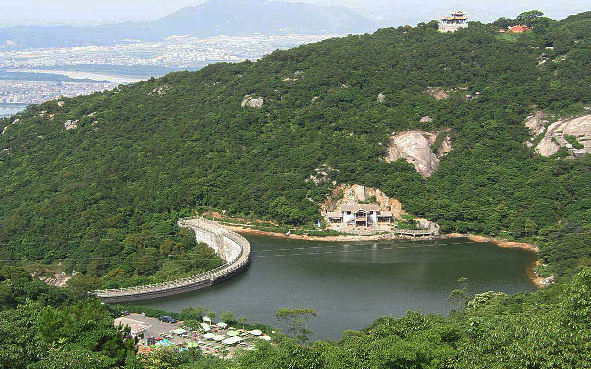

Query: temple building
[439,11,469,33]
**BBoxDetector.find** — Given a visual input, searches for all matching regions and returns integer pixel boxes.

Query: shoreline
[224,224,547,287]
[441,233,539,253]
[224,225,392,242]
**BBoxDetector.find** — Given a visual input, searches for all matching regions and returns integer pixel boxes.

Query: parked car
[158,315,177,323]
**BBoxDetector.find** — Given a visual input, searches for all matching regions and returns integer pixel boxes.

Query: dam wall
[92,218,250,303]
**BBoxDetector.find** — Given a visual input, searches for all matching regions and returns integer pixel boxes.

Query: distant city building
[439,11,469,33]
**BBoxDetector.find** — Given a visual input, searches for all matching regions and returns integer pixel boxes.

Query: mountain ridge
[0,0,375,49]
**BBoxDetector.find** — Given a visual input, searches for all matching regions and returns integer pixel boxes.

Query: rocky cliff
[526,113,591,157]
[386,130,452,177]
[321,184,406,219]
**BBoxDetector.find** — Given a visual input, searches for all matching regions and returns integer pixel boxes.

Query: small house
[327,204,393,227]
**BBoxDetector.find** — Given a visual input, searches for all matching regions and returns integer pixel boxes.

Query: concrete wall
[439,23,468,33]
[180,218,244,263]
[93,218,250,303]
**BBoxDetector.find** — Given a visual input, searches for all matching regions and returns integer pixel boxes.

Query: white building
[439,11,469,33]
[114,316,149,339]
[326,204,393,227]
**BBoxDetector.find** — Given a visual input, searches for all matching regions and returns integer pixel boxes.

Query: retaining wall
[92,218,250,303]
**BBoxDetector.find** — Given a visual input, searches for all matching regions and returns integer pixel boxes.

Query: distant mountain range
[0,0,376,49]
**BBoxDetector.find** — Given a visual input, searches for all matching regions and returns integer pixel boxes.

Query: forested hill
[1,11,591,287]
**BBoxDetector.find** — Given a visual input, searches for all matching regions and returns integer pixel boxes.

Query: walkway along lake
[136,235,537,340]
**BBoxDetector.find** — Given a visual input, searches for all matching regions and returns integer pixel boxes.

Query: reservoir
[137,235,537,340]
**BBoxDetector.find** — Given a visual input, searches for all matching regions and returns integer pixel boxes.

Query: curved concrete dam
[93,218,250,303]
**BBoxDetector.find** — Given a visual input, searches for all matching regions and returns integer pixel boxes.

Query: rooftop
[339,203,382,212]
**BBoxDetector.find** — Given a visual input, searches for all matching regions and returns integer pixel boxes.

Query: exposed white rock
[419,116,433,123]
[1,126,8,135]
[386,130,452,177]
[536,136,561,156]
[377,93,386,103]
[536,115,591,157]
[64,120,79,131]
[241,95,264,108]
[524,111,547,137]
[321,184,406,219]
[311,96,319,103]
[437,134,453,157]
[306,165,339,184]
[538,275,555,287]
[57,101,65,107]
[149,85,171,96]
[425,87,450,100]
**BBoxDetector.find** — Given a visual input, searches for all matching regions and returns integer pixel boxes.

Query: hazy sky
[2,0,589,26]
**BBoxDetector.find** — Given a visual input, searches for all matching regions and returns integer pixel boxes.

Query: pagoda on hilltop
[439,10,469,33]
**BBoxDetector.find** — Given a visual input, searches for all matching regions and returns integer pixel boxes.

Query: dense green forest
[1,11,591,286]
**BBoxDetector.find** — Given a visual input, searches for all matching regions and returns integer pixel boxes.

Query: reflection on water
[136,236,537,340]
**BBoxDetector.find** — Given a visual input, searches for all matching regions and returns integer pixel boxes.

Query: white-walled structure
[326,204,393,227]
[439,11,469,33]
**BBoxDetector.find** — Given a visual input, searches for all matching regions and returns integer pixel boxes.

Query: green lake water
[137,236,537,340]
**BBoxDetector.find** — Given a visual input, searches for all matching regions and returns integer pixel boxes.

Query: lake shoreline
[224,224,546,287]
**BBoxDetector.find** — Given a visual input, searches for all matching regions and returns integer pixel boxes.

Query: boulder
[63,120,79,131]
[524,111,547,137]
[425,87,450,100]
[149,85,171,96]
[377,93,386,103]
[386,130,452,177]
[241,95,264,108]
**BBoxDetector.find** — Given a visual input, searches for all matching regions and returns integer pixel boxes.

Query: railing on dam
[393,228,438,237]
[92,218,251,303]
